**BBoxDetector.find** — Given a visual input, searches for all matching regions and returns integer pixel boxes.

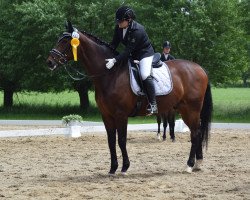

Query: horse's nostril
[46,59,57,71]
[46,59,53,67]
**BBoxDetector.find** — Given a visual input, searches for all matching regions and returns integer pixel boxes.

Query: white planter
[68,121,80,126]
[69,125,81,137]
[65,125,81,138]
[175,119,189,132]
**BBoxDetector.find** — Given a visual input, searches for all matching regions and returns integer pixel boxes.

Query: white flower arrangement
[62,114,83,126]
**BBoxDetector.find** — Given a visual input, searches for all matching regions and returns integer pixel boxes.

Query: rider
[105,5,158,114]
[160,41,175,61]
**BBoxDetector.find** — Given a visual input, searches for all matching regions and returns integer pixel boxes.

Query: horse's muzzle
[46,58,58,71]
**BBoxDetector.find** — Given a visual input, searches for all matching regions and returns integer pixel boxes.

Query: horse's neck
[78,33,128,93]
[78,34,113,76]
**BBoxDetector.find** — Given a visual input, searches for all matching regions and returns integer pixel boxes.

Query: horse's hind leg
[180,110,200,173]
[186,129,201,173]
[162,114,168,141]
[156,115,161,140]
[193,130,203,170]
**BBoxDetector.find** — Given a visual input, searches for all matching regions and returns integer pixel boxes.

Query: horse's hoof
[121,163,129,174]
[121,171,127,176]
[121,166,129,175]
[186,166,193,173]
[193,159,203,170]
[109,168,117,175]
[156,134,161,141]
[171,138,176,142]
[108,172,116,177]
[163,138,166,141]
[121,162,130,173]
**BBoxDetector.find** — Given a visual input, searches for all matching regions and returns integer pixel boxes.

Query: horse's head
[46,21,79,71]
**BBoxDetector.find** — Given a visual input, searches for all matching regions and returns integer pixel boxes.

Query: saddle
[130,53,162,94]
[129,53,172,96]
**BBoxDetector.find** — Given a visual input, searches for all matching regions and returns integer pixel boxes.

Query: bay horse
[156,110,176,142]
[47,21,213,174]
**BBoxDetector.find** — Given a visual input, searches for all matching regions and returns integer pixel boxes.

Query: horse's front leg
[103,117,118,175]
[107,129,118,175]
[117,118,130,174]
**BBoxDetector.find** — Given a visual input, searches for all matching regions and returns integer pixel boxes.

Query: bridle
[49,31,118,80]
[49,32,87,80]
[49,32,72,65]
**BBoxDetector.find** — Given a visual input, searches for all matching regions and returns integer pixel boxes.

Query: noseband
[49,32,72,64]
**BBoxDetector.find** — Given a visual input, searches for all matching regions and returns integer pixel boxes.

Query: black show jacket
[110,21,154,62]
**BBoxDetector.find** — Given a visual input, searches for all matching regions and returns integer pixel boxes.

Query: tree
[0,0,35,107]
[0,0,248,111]
[238,0,250,87]
[138,0,248,85]
[0,0,95,108]
[0,0,70,107]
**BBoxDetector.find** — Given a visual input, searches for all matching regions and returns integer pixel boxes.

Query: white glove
[105,58,116,69]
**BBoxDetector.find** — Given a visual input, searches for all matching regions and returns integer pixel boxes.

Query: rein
[64,65,86,81]
[64,64,118,80]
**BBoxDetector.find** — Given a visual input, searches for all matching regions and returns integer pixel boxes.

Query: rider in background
[160,41,175,61]
[105,5,157,115]
[157,41,176,141]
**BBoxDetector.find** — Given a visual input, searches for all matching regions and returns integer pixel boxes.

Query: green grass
[0,91,101,121]
[0,88,249,123]
[212,88,250,123]
[0,91,156,123]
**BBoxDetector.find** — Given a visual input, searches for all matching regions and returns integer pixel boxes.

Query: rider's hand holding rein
[105,58,116,69]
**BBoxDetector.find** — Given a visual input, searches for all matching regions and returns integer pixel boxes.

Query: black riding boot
[143,76,158,115]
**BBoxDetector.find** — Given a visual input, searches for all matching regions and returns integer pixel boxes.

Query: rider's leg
[139,56,158,114]
[143,76,158,114]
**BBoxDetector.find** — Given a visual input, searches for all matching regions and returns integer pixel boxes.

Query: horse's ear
[65,21,68,30]
[65,20,74,33]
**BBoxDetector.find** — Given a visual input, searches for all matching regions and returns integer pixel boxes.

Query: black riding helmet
[163,41,171,48]
[115,6,135,23]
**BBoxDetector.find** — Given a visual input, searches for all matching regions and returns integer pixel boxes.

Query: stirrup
[146,104,158,115]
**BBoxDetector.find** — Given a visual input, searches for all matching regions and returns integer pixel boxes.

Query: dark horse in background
[156,110,176,142]
[47,21,213,174]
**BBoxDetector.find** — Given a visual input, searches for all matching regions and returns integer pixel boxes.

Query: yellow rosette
[71,38,80,61]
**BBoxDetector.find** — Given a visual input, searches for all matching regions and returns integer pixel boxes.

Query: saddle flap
[129,60,144,95]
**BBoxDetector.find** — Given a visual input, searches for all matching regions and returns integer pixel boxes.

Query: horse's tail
[200,82,213,149]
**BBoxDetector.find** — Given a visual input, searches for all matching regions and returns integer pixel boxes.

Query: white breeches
[139,55,154,80]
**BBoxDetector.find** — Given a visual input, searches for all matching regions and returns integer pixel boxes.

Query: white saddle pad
[129,62,173,96]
